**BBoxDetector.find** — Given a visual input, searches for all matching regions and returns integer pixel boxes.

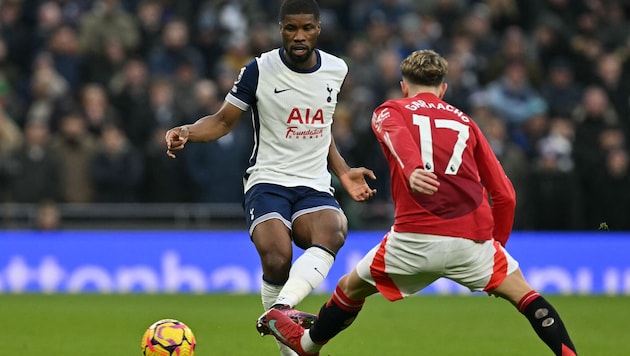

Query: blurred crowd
[1,0,630,231]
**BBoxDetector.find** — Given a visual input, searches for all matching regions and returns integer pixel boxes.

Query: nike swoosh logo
[274,88,291,93]
[269,320,288,343]
[313,267,325,278]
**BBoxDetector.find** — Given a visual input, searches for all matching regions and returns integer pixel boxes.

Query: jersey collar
[278,48,322,73]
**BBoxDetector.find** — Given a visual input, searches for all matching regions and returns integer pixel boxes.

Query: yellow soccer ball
[141,319,196,356]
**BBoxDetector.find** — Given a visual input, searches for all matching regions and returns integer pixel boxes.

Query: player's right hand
[165,126,189,158]
[409,168,439,195]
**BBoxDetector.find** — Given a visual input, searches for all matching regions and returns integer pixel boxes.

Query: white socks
[275,246,335,307]
[261,279,283,311]
[301,331,323,354]
[261,280,298,356]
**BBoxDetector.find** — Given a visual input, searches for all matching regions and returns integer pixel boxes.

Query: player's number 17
[413,114,469,175]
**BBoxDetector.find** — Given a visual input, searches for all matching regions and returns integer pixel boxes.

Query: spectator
[527,139,583,230]
[596,147,630,230]
[572,85,619,173]
[482,116,529,230]
[485,58,548,150]
[354,0,411,36]
[482,26,543,87]
[540,58,583,118]
[428,0,466,39]
[147,18,206,76]
[0,106,23,201]
[0,70,24,124]
[371,48,403,104]
[360,10,394,54]
[35,200,62,231]
[442,52,480,114]
[459,3,500,68]
[0,38,21,91]
[78,0,140,56]
[78,83,120,137]
[131,77,187,148]
[23,52,72,130]
[194,1,229,77]
[31,1,65,59]
[247,21,276,57]
[134,0,166,57]
[597,1,630,51]
[395,13,433,60]
[0,0,32,77]
[183,78,222,124]
[536,0,585,36]
[9,118,62,203]
[173,60,202,120]
[567,11,603,86]
[572,87,621,229]
[84,37,127,87]
[527,118,582,230]
[593,52,630,136]
[47,24,84,90]
[484,0,523,33]
[51,112,97,203]
[530,17,572,73]
[89,122,144,202]
[214,34,253,80]
[109,57,152,143]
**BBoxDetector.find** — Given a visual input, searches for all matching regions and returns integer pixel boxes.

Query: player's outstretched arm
[328,137,377,202]
[165,101,244,158]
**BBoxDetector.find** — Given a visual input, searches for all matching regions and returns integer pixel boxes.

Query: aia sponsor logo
[285,107,325,139]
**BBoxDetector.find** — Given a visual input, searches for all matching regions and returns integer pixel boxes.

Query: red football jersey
[371,92,516,245]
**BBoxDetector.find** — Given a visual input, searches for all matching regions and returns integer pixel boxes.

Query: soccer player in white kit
[164,1,376,355]
[262,50,578,356]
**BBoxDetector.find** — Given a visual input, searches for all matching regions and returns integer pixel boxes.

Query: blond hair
[400,50,448,87]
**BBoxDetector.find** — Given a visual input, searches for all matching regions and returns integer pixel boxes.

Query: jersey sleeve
[371,103,423,182]
[472,124,516,246]
[225,59,258,111]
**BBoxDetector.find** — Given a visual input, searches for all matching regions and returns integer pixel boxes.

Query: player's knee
[314,229,346,253]
[324,215,348,248]
[260,252,292,280]
[331,230,346,250]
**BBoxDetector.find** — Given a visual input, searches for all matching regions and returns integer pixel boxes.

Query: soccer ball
[141,319,196,356]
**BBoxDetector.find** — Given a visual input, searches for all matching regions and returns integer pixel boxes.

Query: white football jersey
[226,48,348,194]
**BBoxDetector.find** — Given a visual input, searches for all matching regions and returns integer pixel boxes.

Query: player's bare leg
[492,269,578,356]
[252,219,302,355]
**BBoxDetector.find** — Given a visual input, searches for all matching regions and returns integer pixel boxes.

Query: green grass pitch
[2,294,628,355]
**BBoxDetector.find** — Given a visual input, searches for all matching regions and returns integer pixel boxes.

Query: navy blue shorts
[243,183,343,235]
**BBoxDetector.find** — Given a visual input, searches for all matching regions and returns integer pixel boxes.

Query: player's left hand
[409,168,439,195]
[339,167,377,202]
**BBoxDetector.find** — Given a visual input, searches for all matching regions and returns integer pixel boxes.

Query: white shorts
[355,230,519,301]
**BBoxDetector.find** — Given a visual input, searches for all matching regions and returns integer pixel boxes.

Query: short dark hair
[401,50,448,87]
[279,0,320,21]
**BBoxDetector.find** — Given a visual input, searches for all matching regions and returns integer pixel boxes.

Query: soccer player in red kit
[261,49,578,356]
